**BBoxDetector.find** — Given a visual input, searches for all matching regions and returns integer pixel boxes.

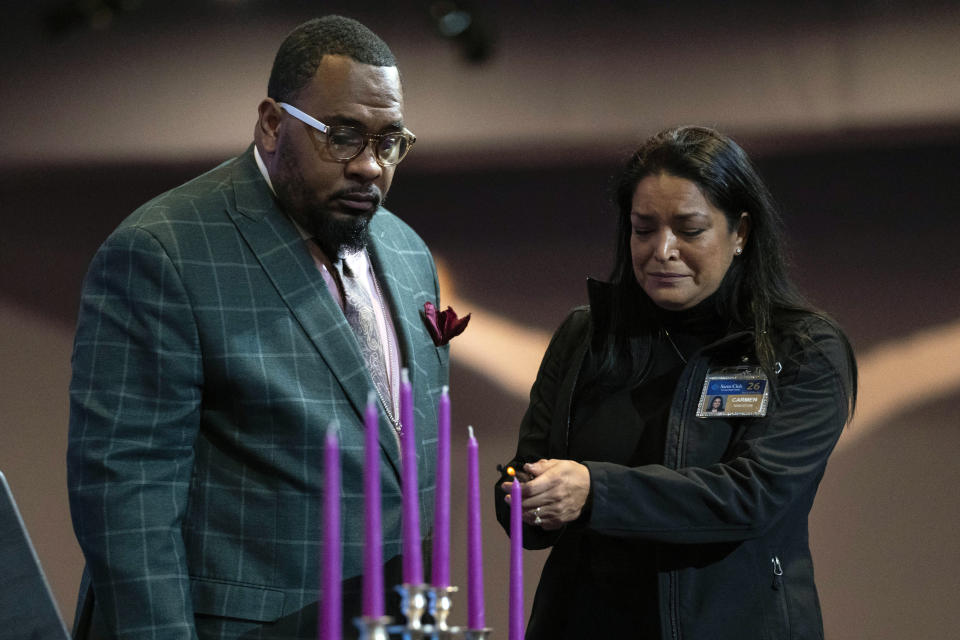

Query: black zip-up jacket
[495,281,854,640]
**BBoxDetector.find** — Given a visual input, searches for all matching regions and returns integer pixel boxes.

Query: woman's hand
[500,459,590,530]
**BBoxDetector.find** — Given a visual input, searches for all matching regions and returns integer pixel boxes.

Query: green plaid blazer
[67,146,449,639]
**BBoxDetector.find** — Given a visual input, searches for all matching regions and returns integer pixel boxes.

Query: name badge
[696,366,770,418]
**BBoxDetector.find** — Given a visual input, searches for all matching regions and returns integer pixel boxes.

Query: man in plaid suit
[67,16,448,639]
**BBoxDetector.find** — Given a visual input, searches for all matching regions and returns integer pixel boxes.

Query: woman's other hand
[501,459,590,530]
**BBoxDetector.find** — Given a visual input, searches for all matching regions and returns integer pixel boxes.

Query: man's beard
[275,148,383,259]
[306,198,373,259]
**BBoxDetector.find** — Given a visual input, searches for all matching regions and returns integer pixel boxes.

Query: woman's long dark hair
[601,126,856,414]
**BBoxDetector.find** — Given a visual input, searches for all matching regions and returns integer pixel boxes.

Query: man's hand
[500,459,590,530]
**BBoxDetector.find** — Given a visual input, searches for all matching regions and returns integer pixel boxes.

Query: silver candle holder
[428,585,459,633]
[394,583,430,637]
[354,615,394,640]
[365,582,490,640]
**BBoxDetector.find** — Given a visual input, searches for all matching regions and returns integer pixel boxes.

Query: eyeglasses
[278,102,416,167]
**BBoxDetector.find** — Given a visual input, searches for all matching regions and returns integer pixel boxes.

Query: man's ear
[255,98,282,153]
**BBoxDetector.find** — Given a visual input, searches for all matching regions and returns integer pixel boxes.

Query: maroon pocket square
[423,301,470,346]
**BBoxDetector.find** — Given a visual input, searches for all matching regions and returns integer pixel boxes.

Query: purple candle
[400,368,423,585]
[320,423,341,640]
[466,426,485,629]
[363,392,384,617]
[431,386,451,588]
[509,469,524,640]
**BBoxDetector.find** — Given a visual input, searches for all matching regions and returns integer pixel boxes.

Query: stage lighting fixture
[429,1,495,65]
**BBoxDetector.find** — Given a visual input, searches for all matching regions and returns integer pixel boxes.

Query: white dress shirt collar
[253,145,276,196]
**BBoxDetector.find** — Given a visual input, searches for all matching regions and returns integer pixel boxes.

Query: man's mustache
[331,186,383,206]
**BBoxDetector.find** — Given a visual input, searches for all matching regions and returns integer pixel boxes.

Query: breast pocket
[436,342,450,367]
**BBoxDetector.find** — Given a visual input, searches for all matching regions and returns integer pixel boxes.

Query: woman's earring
[735,247,743,256]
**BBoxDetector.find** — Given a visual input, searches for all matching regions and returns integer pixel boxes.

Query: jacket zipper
[667,360,704,640]
[563,338,590,452]
[673,359,702,469]
[771,555,790,636]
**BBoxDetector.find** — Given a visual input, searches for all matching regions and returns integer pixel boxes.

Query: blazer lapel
[367,233,415,373]
[367,213,443,491]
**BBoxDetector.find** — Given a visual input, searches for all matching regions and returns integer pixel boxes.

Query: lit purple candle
[431,386,451,588]
[363,392,384,617]
[509,469,524,640]
[400,368,423,585]
[466,426,485,629]
[320,422,341,640]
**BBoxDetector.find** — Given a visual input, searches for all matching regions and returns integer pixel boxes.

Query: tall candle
[509,469,524,640]
[400,368,423,585]
[466,426,485,629]
[363,392,384,617]
[431,386,451,588]
[320,422,341,640]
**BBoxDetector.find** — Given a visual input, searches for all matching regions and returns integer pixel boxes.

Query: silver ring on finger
[534,506,542,525]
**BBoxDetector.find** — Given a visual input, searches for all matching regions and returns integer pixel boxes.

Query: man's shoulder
[118,151,252,233]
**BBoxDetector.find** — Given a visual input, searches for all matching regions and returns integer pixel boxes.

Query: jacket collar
[585,277,754,355]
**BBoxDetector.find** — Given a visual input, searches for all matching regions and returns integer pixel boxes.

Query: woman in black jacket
[495,126,857,640]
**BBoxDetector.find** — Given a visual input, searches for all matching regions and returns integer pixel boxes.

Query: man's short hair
[267,15,397,103]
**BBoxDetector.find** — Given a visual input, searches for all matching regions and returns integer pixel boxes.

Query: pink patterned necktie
[340,260,395,427]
